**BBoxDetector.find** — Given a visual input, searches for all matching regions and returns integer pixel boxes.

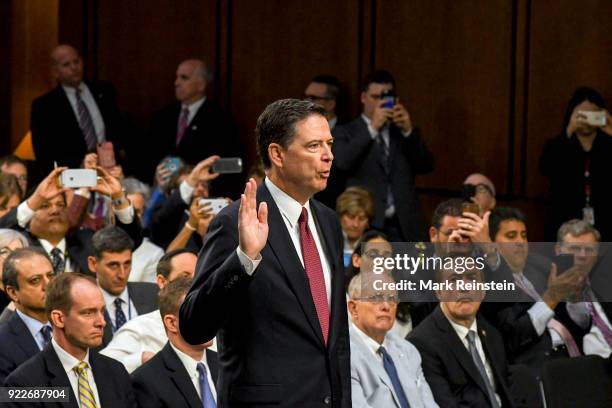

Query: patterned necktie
[466,331,500,408]
[73,361,97,408]
[75,88,98,151]
[586,302,612,346]
[376,133,390,174]
[176,107,189,146]
[298,207,329,344]
[196,362,217,408]
[40,325,52,347]
[378,346,410,408]
[50,248,65,275]
[114,298,127,331]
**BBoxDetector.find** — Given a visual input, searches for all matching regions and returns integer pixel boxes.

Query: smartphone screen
[553,253,574,275]
[97,142,116,169]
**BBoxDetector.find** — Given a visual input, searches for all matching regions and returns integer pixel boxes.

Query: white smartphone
[199,198,229,215]
[579,110,607,127]
[59,169,97,188]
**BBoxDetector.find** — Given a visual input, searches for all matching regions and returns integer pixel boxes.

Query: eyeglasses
[0,247,14,258]
[363,249,393,259]
[360,293,399,303]
[562,245,598,256]
[474,184,493,195]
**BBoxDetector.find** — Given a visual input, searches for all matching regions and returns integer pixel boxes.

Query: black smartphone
[553,253,574,275]
[212,158,243,174]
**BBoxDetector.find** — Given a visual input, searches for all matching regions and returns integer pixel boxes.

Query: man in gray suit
[348,273,438,408]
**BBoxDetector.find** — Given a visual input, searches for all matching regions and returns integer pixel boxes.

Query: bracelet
[184,222,197,231]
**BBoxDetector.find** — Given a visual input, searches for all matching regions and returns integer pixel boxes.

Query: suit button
[323,395,331,404]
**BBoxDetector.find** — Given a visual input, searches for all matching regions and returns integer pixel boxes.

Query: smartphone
[212,158,243,174]
[163,157,182,175]
[59,169,97,188]
[461,202,480,215]
[199,198,229,215]
[461,184,477,201]
[381,89,396,109]
[96,141,116,168]
[553,253,574,275]
[579,110,607,127]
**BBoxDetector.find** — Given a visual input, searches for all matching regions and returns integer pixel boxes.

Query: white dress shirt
[15,309,52,350]
[445,317,502,407]
[62,83,106,143]
[129,238,164,283]
[100,287,138,331]
[181,97,206,126]
[236,177,332,305]
[169,342,217,403]
[38,238,73,272]
[51,338,102,408]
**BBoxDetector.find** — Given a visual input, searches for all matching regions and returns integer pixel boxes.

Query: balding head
[51,45,83,88]
[463,173,495,196]
[463,173,496,213]
[174,59,210,104]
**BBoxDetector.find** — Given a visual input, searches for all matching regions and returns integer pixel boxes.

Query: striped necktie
[75,88,98,151]
[73,361,97,408]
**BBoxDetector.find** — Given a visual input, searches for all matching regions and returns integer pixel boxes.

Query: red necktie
[176,107,189,146]
[298,207,329,345]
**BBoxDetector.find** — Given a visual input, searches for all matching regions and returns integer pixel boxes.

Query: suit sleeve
[116,212,144,250]
[150,189,188,249]
[350,363,377,408]
[179,210,252,344]
[131,372,164,408]
[399,127,435,174]
[0,207,20,230]
[332,123,376,173]
[31,98,55,174]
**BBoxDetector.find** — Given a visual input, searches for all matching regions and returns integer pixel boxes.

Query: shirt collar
[169,341,207,379]
[351,322,387,356]
[51,337,90,373]
[100,286,130,308]
[15,309,50,339]
[445,314,478,341]
[360,113,372,127]
[182,96,206,116]
[38,239,67,256]
[264,177,311,229]
[61,82,86,95]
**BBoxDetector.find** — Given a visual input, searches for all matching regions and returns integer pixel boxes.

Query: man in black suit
[132,277,218,408]
[0,167,142,277]
[331,70,434,241]
[3,272,137,408]
[0,248,54,383]
[31,44,127,174]
[143,59,240,195]
[179,99,351,407]
[88,226,158,347]
[408,259,518,408]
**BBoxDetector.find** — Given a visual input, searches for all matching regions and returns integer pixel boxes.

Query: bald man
[30,44,127,173]
[143,59,240,196]
[463,173,497,214]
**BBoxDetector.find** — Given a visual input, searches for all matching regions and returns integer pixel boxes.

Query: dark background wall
[4,0,612,240]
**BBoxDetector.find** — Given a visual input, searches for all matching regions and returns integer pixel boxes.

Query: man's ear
[163,314,178,334]
[87,256,97,274]
[351,253,361,269]
[360,91,367,105]
[554,244,561,256]
[5,285,19,303]
[347,299,358,320]
[268,143,284,168]
[429,227,438,242]
[156,275,167,289]
[50,310,65,329]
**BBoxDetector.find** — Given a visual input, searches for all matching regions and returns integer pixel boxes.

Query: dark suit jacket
[0,207,143,276]
[143,99,242,197]
[100,282,160,347]
[150,189,203,250]
[0,313,41,384]
[131,342,218,408]
[408,306,518,408]
[3,344,137,408]
[31,81,127,174]
[179,183,351,407]
[331,117,434,241]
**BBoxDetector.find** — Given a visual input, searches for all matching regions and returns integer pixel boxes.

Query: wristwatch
[112,194,129,207]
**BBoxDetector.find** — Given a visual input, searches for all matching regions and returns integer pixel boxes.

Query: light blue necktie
[197,362,216,408]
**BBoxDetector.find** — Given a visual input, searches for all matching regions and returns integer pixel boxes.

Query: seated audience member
[101,249,197,372]
[347,273,438,407]
[332,70,434,242]
[150,156,219,249]
[131,277,218,408]
[304,74,344,129]
[143,58,240,195]
[336,186,374,266]
[3,273,137,407]
[463,173,497,214]
[0,229,28,315]
[88,227,158,347]
[0,167,142,275]
[0,155,28,195]
[408,258,518,408]
[485,209,590,382]
[0,248,54,383]
[0,174,22,219]
[122,177,164,283]
[346,230,411,338]
[30,45,128,175]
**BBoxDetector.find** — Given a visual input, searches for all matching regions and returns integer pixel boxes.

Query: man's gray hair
[122,177,151,202]
[557,219,601,243]
[195,61,213,82]
[347,273,362,299]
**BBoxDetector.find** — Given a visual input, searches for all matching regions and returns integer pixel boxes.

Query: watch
[112,195,129,207]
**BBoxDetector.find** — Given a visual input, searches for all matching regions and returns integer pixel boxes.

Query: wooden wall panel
[229,0,362,165]
[525,0,612,198]
[374,0,514,194]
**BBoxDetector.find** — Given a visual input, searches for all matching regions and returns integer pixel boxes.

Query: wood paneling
[375,0,514,194]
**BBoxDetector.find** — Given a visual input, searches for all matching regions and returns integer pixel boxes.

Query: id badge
[583,206,595,225]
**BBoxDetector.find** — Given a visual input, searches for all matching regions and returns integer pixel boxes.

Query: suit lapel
[433,307,491,398]
[102,310,114,347]
[206,349,218,387]
[9,315,40,356]
[257,184,326,348]
[162,343,202,408]
[89,353,117,407]
[43,346,79,408]
[477,319,507,405]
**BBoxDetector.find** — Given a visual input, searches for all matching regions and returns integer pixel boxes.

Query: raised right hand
[543,263,584,308]
[238,178,268,259]
[371,100,393,132]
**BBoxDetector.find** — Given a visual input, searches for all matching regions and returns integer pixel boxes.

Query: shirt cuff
[74,188,91,199]
[114,205,135,224]
[16,201,35,228]
[527,301,555,336]
[236,246,262,276]
[179,180,195,205]
[566,301,591,329]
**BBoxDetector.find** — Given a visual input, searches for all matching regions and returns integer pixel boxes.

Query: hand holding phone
[212,158,243,174]
[58,169,98,188]
[199,198,230,215]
